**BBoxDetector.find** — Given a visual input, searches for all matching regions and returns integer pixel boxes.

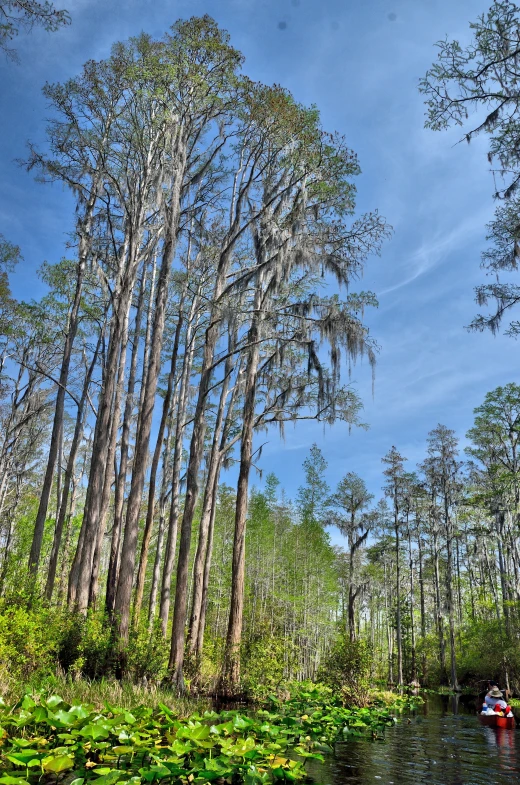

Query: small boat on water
[478,713,516,730]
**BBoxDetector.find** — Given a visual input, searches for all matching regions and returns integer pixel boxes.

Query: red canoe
[478,714,516,730]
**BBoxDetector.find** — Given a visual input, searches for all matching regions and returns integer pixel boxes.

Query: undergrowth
[0,686,395,785]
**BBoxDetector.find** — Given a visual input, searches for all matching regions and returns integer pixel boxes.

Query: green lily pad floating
[42,754,75,773]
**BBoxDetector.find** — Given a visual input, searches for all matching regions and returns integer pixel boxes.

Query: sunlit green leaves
[0,689,393,785]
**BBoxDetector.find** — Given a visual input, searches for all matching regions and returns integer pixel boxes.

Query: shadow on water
[304,694,519,785]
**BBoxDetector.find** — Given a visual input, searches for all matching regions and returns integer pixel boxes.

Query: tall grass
[0,671,211,715]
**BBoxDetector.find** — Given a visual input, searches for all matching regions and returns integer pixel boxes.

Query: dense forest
[2,0,520,710]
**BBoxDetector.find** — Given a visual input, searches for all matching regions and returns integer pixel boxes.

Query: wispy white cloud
[378,205,492,296]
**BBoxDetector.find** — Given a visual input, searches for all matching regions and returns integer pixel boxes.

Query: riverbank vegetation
[2,1,520,739]
[0,684,410,785]
[2,392,520,699]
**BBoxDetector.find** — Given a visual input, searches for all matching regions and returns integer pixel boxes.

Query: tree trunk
[194,468,220,658]
[88,319,130,609]
[69,231,137,611]
[417,532,427,682]
[114,156,186,643]
[188,348,234,653]
[148,406,176,628]
[45,337,101,600]
[444,492,459,691]
[132,298,184,626]
[159,295,199,635]
[407,523,416,683]
[219,280,263,693]
[106,265,148,615]
[432,530,447,681]
[135,257,157,438]
[28,186,97,576]
[395,519,403,686]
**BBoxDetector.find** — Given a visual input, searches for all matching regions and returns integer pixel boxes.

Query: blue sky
[0,0,513,524]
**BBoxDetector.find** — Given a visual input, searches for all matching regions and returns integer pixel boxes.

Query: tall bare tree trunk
[384,560,394,685]
[159,298,199,635]
[114,159,186,643]
[417,532,427,681]
[444,497,459,691]
[188,349,234,652]
[88,319,130,609]
[28,186,97,576]
[193,357,241,659]
[195,468,220,658]
[133,297,185,626]
[45,337,101,600]
[407,523,416,683]
[135,257,157,438]
[166,250,233,691]
[148,404,176,627]
[166,153,263,689]
[72,272,134,612]
[67,346,106,608]
[432,530,447,681]
[106,265,148,614]
[219,282,263,692]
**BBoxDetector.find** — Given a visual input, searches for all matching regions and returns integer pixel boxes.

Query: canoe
[478,713,516,730]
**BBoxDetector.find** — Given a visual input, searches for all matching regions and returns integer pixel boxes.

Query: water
[305,694,519,785]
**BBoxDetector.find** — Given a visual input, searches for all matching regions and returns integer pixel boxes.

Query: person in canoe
[482,683,513,716]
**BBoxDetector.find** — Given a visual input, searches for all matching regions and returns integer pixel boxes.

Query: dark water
[305,694,519,785]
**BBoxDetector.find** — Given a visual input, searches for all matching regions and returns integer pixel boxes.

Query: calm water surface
[305,694,519,785]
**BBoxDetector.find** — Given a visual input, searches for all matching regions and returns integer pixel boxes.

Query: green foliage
[317,637,372,707]
[0,1,71,59]
[0,602,170,691]
[0,688,394,785]
[466,383,520,501]
[57,611,115,680]
[240,632,297,700]
[57,612,171,684]
[296,444,330,525]
[457,616,520,688]
[264,682,394,739]
[420,1,520,334]
[0,601,60,685]
[126,622,169,684]
[0,234,19,342]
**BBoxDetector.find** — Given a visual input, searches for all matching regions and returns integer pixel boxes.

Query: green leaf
[53,709,79,725]
[6,752,43,766]
[168,739,192,756]
[42,754,75,773]
[0,777,31,785]
[233,715,252,730]
[138,766,170,781]
[69,704,91,720]
[45,695,64,709]
[93,771,125,785]
[32,707,47,723]
[80,723,110,740]
[11,738,34,748]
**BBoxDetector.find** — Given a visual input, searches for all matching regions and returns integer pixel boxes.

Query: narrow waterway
[305,694,519,785]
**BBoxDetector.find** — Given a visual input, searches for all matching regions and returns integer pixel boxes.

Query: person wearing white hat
[485,682,507,711]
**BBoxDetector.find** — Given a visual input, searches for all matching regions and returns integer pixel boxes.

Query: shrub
[0,600,62,688]
[240,629,297,700]
[317,636,372,706]
[126,620,169,683]
[457,616,520,692]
